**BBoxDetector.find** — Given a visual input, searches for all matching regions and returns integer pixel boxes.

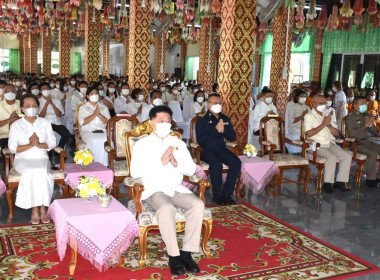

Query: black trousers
[51,124,71,149]
[201,147,241,197]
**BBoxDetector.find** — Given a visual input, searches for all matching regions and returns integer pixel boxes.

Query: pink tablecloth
[63,162,114,188]
[48,198,139,271]
[0,177,5,197]
[239,156,279,194]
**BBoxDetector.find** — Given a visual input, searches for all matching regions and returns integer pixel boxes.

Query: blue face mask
[359,104,368,113]
[99,90,104,96]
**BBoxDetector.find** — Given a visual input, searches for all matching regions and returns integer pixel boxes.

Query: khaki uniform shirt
[345,109,377,139]
[0,99,21,139]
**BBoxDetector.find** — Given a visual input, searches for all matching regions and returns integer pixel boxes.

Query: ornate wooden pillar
[19,37,24,74]
[180,40,186,80]
[41,28,52,78]
[102,38,110,77]
[24,34,31,73]
[84,6,101,83]
[218,0,257,143]
[269,4,294,115]
[154,31,168,81]
[312,29,324,83]
[254,41,261,87]
[59,20,71,78]
[123,36,129,77]
[199,18,217,93]
[128,0,151,91]
[30,33,39,75]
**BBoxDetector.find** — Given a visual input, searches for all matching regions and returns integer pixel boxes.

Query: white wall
[0,34,19,49]
[187,41,200,57]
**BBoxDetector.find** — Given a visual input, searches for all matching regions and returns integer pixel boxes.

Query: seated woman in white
[190,91,207,119]
[114,83,131,114]
[78,87,111,166]
[287,89,310,136]
[72,81,88,113]
[8,93,56,224]
[325,93,337,123]
[28,82,40,97]
[171,83,183,102]
[125,88,147,122]
[102,82,116,117]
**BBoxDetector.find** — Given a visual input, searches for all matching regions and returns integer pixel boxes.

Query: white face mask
[71,81,76,85]
[138,95,144,102]
[305,91,310,97]
[23,84,27,89]
[4,92,16,101]
[326,100,332,107]
[299,97,306,104]
[332,87,337,92]
[160,87,166,92]
[50,83,55,88]
[109,88,115,93]
[56,84,60,89]
[197,97,204,103]
[348,97,354,102]
[153,85,158,89]
[24,107,38,117]
[122,89,129,96]
[31,89,39,95]
[80,87,87,94]
[63,86,68,91]
[154,122,172,138]
[328,91,333,95]
[370,96,376,101]
[172,90,179,95]
[211,104,222,114]
[317,104,326,112]
[15,82,21,87]
[0,88,3,94]
[89,94,99,103]
[152,98,163,106]
[42,90,51,97]
[265,97,273,104]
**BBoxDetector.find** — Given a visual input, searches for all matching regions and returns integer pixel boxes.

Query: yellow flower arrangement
[243,144,258,158]
[74,149,94,167]
[76,176,105,199]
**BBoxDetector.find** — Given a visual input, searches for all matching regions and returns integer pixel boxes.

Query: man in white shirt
[141,90,164,122]
[38,82,70,149]
[250,88,278,135]
[304,94,352,193]
[131,106,203,276]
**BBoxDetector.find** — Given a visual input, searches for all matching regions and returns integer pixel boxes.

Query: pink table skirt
[239,156,279,194]
[0,177,5,197]
[48,197,139,272]
[62,162,114,189]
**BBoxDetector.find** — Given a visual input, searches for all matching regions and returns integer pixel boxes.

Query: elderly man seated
[130,106,204,276]
[346,96,380,188]
[304,94,352,193]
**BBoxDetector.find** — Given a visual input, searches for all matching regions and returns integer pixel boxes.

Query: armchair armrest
[53,147,67,171]
[370,136,380,141]
[343,138,356,143]
[3,148,10,184]
[260,140,276,159]
[226,142,237,148]
[189,142,199,149]
[183,175,209,205]
[334,139,345,144]
[131,182,145,220]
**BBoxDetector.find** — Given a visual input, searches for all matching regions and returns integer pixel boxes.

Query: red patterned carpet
[1,202,379,280]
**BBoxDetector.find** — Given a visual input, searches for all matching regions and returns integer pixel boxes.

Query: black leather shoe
[214,195,227,205]
[168,256,185,276]
[225,194,236,205]
[323,183,334,193]
[366,179,377,188]
[334,181,351,192]
[180,250,200,274]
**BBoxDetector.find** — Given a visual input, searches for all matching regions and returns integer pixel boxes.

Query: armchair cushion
[194,159,228,171]
[346,150,367,161]
[113,160,129,177]
[8,168,65,183]
[263,154,309,166]
[115,119,133,157]
[305,151,327,164]
[127,199,212,227]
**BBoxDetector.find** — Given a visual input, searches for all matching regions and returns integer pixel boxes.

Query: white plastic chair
[183,99,193,122]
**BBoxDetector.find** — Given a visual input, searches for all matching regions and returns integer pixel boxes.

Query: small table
[236,156,279,198]
[0,177,5,197]
[48,197,139,275]
[62,162,114,197]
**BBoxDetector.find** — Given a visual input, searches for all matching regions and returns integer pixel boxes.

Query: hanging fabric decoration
[353,0,365,15]
[284,0,295,8]
[295,0,305,29]
[353,14,363,26]
[331,5,340,30]
[306,0,317,20]
[373,12,380,27]
[368,0,379,15]
[326,14,334,32]
[340,0,353,24]
[318,4,328,28]
[151,0,161,14]
[211,0,222,17]
[200,0,210,13]
[176,0,185,10]
[93,0,102,10]
[70,0,81,6]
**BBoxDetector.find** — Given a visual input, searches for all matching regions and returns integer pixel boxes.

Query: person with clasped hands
[345,96,380,188]
[130,106,204,276]
[304,94,352,193]
[195,93,241,205]
[8,93,57,224]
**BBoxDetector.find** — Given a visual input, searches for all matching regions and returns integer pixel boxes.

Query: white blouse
[190,102,207,119]
[287,103,310,135]
[114,95,129,114]
[250,101,278,133]
[39,97,65,126]
[72,90,86,111]
[126,99,147,122]
[78,102,111,133]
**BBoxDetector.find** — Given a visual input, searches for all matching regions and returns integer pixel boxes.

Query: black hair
[20,93,40,108]
[207,93,221,101]
[120,82,129,89]
[27,82,39,94]
[194,90,205,102]
[293,89,306,104]
[353,96,367,104]
[131,88,143,100]
[86,87,98,99]
[77,81,88,91]
[324,93,333,100]
[212,82,218,93]
[59,80,68,92]
[106,81,117,97]
[149,105,173,120]
[262,87,273,95]
[0,80,7,86]
[39,82,51,90]
[150,90,162,99]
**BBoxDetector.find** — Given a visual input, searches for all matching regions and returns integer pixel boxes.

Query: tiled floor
[0,154,379,279]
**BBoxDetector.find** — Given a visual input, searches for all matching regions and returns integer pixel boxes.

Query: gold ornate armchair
[123,121,213,268]
[5,118,68,223]
[104,115,139,198]
[189,116,244,198]
[259,116,311,196]
[73,103,87,151]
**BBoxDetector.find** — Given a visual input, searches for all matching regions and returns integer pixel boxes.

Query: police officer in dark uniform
[346,96,380,188]
[195,93,241,205]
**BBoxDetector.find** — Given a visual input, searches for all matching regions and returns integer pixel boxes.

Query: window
[290,53,310,84]
[0,49,10,72]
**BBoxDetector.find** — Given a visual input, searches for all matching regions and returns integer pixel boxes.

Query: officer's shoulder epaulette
[348,111,354,116]
[200,112,208,118]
